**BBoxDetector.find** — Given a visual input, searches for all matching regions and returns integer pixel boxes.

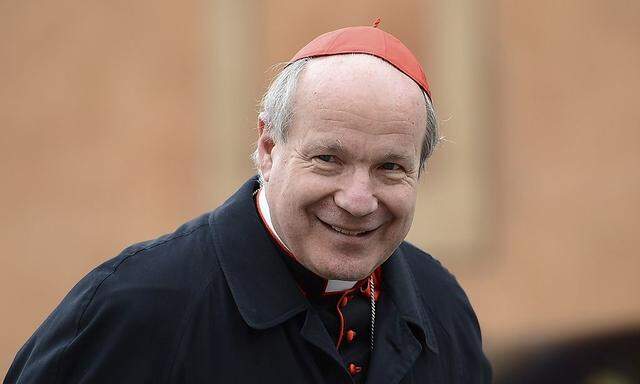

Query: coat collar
[209,176,438,353]
[209,177,307,329]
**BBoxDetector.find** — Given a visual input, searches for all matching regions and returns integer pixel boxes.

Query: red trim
[335,269,382,348]
[358,268,382,301]
[335,292,348,348]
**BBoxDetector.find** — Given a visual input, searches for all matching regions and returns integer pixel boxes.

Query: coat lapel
[366,298,423,384]
[299,310,346,368]
[366,247,440,384]
[210,177,308,329]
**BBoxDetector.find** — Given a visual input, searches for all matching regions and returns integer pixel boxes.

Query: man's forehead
[297,55,425,108]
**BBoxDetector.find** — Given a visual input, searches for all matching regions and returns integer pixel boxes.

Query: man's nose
[334,172,378,217]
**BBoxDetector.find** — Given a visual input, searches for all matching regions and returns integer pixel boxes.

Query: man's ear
[257,118,276,182]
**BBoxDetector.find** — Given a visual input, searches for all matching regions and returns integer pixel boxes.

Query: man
[5,24,491,383]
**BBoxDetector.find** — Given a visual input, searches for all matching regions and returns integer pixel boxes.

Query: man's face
[258,55,427,281]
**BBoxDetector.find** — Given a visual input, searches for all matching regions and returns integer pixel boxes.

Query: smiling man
[258,54,424,283]
[5,25,491,384]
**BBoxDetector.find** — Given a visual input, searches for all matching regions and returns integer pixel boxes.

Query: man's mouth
[318,219,378,237]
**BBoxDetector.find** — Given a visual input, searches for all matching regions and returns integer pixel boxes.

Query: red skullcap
[289,21,432,100]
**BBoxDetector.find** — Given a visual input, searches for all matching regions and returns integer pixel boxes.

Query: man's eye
[316,155,334,162]
[381,162,402,171]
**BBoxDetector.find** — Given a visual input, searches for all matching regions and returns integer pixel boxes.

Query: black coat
[5,177,492,384]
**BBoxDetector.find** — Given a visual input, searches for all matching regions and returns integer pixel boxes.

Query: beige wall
[471,0,640,355]
[2,0,639,375]
[0,0,216,372]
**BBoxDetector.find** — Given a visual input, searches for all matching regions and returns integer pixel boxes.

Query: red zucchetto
[289,19,432,99]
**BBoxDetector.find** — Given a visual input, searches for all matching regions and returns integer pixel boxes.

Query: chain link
[369,275,375,352]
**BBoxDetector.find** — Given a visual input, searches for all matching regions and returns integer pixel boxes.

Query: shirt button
[348,363,362,376]
[339,296,349,307]
[346,329,356,343]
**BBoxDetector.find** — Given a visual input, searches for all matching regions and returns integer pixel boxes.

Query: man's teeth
[330,225,366,236]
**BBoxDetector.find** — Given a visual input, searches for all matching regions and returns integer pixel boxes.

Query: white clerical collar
[257,187,357,292]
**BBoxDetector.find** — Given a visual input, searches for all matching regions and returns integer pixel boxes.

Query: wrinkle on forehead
[317,108,416,126]
[304,104,421,144]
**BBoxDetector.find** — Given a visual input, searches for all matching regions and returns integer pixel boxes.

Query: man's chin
[310,258,378,282]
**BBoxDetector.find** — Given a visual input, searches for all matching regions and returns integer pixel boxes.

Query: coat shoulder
[398,241,466,302]
[102,211,220,293]
[4,212,226,384]
[397,241,480,332]
[81,210,225,328]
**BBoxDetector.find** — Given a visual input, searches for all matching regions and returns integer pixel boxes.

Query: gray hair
[253,56,439,176]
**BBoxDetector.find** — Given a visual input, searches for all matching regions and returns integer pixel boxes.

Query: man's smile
[317,217,380,238]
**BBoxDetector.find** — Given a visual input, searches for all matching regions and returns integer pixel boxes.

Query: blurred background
[2,0,639,381]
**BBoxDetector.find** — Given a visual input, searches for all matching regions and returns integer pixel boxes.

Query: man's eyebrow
[381,152,414,164]
[303,140,345,153]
